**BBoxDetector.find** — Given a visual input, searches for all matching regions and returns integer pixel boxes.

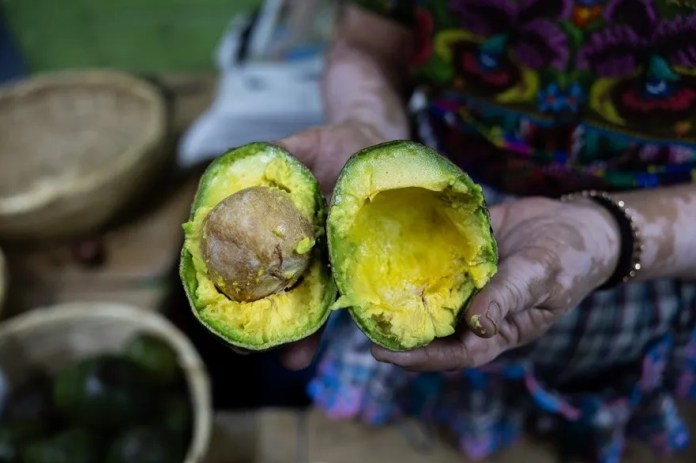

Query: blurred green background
[2,0,261,72]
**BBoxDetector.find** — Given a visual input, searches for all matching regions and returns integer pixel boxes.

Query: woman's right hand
[275,121,390,197]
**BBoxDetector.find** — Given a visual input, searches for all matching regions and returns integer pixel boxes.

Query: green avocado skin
[123,333,180,389]
[0,422,47,463]
[327,140,499,352]
[52,355,153,431]
[106,426,183,463]
[21,429,102,463]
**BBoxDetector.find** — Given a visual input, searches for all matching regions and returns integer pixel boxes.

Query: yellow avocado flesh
[182,146,329,349]
[328,141,498,351]
[338,188,492,349]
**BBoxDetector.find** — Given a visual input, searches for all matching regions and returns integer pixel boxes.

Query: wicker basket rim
[0,249,5,311]
[0,301,212,463]
[0,69,168,215]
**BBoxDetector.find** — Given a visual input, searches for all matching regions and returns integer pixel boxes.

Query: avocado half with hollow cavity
[328,141,498,351]
[180,142,336,351]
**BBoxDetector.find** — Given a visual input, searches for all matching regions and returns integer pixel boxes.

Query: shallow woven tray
[0,302,212,462]
[0,70,168,240]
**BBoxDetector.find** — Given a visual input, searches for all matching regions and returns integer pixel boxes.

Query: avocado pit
[201,186,315,302]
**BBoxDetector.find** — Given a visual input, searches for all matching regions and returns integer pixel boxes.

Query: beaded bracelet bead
[560,190,643,290]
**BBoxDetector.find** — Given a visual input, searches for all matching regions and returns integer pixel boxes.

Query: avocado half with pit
[328,141,498,351]
[180,142,336,351]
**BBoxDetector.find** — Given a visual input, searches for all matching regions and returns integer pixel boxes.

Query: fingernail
[469,314,487,335]
[485,301,501,335]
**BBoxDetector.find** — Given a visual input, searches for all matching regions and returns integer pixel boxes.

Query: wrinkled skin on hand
[372,197,621,371]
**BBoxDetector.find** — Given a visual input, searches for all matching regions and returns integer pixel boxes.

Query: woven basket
[0,249,6,312]
[0,302,212,463]
[0,70,168,241]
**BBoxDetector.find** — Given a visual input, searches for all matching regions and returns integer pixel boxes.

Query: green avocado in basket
[0,333,193,463]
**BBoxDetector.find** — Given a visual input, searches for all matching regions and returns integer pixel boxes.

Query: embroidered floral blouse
[350,0,696,195]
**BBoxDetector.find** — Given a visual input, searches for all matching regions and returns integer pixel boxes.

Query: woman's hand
[275,121,388,197]
[372,197,622,371]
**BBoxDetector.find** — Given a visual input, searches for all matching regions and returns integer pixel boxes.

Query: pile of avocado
[0,333,192,463]
[180,140,498,352]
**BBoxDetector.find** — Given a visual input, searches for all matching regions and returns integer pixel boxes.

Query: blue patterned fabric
[307,2,696,461]
[307,181,696,462]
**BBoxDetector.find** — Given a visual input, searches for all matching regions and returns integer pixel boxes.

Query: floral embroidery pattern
[351,0,696,190]
[435,0,572,100]
[572,0,606,28]
[450,0,572,70]
[579,0,696,135]
[537,82,584,113]
[411,6,435,67]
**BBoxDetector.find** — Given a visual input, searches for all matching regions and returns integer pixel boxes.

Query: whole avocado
[52,355,152,430]
[158,394,192,440]
[123,333,180,389]
[21,429,101,463]
[106,426,182,463]
[0,422,47,463]
[2,373,56,425]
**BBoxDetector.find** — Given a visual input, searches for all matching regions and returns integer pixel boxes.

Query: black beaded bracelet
[560,190,643,290]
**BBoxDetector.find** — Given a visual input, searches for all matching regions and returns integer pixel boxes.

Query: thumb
[465,253,550,338]
[279,331,322,371]
[273,130,320,167]
[273,131,335,197]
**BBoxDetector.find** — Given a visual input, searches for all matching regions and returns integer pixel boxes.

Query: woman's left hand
[372,196,621,371]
